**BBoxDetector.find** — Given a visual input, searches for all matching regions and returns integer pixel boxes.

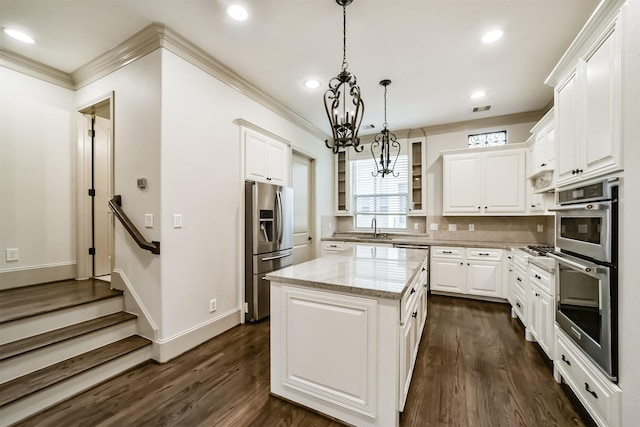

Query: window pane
[352,155,408,230]
[468,130,507,148]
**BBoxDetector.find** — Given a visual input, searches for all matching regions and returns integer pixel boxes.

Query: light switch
[144,214,153,228]
[448,224,457,231]
[173,214,183,228]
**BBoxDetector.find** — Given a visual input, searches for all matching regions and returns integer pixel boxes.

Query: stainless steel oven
[546,251,617,380]
[552,180,616,263]
[550,179,618,381]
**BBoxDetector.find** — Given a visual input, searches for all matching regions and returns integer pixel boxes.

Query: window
[468,130,507,148]
[352,156,408,229]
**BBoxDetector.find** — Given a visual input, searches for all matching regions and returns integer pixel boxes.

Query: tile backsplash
[334,215,554,244]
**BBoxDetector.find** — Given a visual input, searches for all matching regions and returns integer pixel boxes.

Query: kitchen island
[266,246,429,427]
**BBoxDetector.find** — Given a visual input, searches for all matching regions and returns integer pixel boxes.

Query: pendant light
[324,0,364,153]
[371,79,400,178]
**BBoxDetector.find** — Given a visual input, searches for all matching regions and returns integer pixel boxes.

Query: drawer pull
[517,277,522,282]
[443,250,453,254]
[410,288,416,294]
[478,253,490,256]
[585,382,598,399]
[534,274,542,280]
[412,311,418,318]
[516,302,521,308]
[561,354,571,366]
[422,267,426,271]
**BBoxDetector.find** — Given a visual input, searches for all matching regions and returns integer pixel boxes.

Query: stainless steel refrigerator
[245,181,293,322]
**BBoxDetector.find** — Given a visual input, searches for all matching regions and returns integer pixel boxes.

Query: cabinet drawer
[467,248,502,261]
[401,278,420,324]
[513,290,526,322]
[322,241,347,252]
[432,247,463,258]
[513,267,527,296]
[556,332,618,426]
[529,264,553,295]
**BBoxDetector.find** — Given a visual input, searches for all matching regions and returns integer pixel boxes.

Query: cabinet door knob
[412,311,418,318]
[460,262,464,265]
[477,206,481,209]
[410,288,416,294]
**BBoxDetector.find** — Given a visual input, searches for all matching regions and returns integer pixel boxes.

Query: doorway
[77,95,114,280]
[292,152,315,264]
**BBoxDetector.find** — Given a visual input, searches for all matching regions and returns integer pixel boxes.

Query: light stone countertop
[322,235,540,250]
[266,246,429,300]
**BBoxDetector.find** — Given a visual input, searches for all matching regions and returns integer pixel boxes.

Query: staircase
[0,279,152,425]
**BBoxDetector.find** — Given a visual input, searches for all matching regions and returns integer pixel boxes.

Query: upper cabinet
[528,108,556,192]
[408,137,426,215]
[552,15,622,187]
[244,129,291,186]
[443,146,526,216]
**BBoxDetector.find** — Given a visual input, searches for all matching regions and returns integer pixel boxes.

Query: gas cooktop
[521,245,555,257]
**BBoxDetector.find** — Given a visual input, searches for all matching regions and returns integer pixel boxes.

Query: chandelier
[324,0,364,153]
[371,79,400,177]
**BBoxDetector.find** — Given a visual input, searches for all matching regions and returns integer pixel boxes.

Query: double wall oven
[548,180,618,381]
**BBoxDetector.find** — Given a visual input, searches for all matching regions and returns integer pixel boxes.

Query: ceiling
[0,0,599,137]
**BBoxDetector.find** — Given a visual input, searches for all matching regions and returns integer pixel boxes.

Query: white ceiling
[0,0,599,136]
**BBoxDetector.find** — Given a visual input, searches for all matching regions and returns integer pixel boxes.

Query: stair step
[0,312,137,362]
[0,335,152,408]
[0,279,122,324]
[0,280,124,345]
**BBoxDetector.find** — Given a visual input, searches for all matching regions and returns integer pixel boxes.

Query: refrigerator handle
[276,191,283,245]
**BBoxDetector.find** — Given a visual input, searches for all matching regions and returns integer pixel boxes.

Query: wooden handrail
[108,195,160,255]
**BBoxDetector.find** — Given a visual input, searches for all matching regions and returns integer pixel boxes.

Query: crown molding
[545,0,625,87]
[420,109,546,136]
[0,48,74,89]
[2,23,328,141]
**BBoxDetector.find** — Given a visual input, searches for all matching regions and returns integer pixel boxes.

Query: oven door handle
[546,252,600,273]
[548,202,610,212]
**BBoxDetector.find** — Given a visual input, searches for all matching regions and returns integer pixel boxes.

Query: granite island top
[265,246,429,300]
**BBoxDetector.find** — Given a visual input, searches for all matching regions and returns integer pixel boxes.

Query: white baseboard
[155,308,241,363]
[0,263,76,290]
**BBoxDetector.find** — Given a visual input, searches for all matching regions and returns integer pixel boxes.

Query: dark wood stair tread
[0,335,151,408]
[0,279,123,324]
[0,312,138,361]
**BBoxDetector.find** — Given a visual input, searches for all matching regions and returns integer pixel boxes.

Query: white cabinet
[244,129,290,185]
[528,108,557,193]
[408,137,426,215]
[430,247,503,298]
[528,264,555,358]
[555,327,622,427]
[555,20,622,186]
[443,147,526,215]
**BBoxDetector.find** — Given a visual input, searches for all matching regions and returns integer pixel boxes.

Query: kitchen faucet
[371,217,378,239]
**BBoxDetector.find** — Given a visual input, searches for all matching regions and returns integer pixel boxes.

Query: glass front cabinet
[408,137,426,215]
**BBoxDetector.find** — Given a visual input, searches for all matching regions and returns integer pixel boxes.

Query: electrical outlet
[537,224,544,232]
[5,248,19,262]
[413,223,419,230]
[448,224,457,232]
[430,223,438,231]
[144,214,153,228]
[209,299,217,313]
[469,224,475,232]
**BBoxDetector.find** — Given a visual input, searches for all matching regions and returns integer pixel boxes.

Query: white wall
[0,67,76,273]
[425,122,535,215]
[158,50,331,342]
[75,51,163,334]
[619,0,640,423]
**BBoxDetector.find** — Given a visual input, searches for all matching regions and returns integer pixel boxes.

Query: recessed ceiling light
[3,28,35,44]
[482,30,503,44]
[227,5,248,21]
[304,79,320,89]
[471,91,486,99]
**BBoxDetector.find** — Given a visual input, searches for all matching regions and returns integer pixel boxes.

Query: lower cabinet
[555,327,622,427]
[430,247,504,298]
[525,263,555,359]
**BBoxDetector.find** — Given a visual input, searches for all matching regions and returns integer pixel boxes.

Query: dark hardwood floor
[15,295,584,427]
